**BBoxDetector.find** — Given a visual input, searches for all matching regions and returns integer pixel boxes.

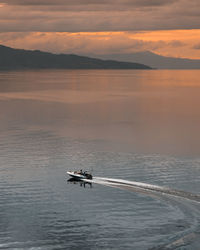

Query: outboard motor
[85,173,93,179]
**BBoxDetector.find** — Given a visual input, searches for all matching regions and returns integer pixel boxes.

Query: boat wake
[88,177,200,203]
[84,177,200,249]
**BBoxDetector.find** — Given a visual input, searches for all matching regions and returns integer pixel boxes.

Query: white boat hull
[67,171,87,180]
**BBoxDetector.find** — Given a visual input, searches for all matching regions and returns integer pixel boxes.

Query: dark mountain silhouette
[95,51,200,69]
[0,45,151,70]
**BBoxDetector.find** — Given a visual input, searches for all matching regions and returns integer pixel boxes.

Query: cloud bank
[1,0,200,59]
[1,31,200,59]
[0,0,200,32]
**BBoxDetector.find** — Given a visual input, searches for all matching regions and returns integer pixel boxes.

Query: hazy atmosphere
[0,1,200,250]
[1,0,200,58]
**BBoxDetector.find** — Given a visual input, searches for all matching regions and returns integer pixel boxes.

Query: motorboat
[67,170,93,180]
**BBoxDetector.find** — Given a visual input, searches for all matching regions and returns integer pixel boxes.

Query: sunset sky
[0,0,200,59]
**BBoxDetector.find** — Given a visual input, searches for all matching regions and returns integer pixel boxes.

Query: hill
[95,51,200,69]
[0,45,151,70]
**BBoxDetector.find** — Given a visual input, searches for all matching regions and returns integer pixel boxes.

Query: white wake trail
[84,177,200,203]
[83,176,200,249]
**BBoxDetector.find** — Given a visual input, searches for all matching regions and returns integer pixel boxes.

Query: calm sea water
[0,70,199,249]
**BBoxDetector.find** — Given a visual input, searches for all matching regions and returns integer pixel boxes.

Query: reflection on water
[67,178,92,188]
[0,70,200,249]
[1,70,200,156]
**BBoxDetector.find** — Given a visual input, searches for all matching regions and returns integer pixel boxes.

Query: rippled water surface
[0,70,200,249]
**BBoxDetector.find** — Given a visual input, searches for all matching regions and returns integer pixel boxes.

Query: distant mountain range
[94,51,200,69]
[0,45,151,70]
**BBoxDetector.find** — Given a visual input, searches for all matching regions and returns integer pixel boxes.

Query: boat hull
[67,171,87,180]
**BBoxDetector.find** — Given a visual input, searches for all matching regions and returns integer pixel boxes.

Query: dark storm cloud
[1,0,177,7]
[0,0,178,13]
[0,0,200,32]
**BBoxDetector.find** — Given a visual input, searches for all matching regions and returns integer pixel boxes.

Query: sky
[0,0,200,59]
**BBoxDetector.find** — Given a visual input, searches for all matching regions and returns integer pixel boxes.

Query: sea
[0,69,199,249]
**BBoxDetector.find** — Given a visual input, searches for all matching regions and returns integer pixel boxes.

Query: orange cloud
[1,30,200,59]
